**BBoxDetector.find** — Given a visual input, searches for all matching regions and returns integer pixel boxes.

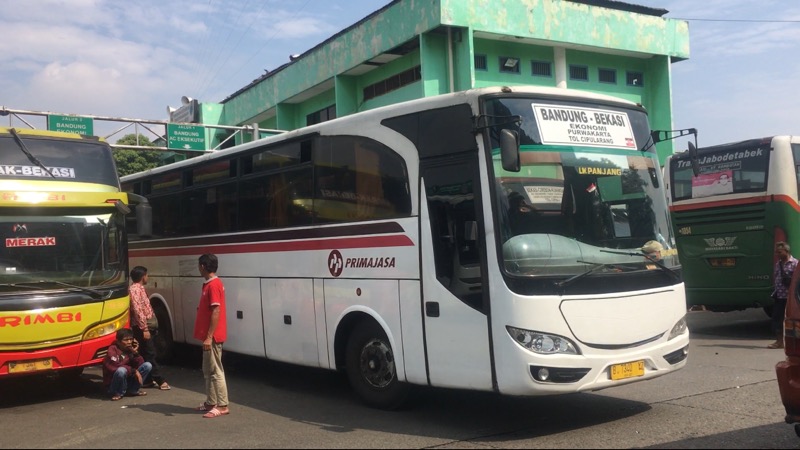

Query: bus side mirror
[500,129,520,172]
[136,203,153,238]
[687,142,700,177]
[127,193,153,238]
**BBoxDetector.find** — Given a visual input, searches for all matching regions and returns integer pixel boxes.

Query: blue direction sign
[167,123,206,151]
[48,114,94,135]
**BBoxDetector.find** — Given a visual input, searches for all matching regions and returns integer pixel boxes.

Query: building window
[307,105,336,126]
[363,66,422,101]
[627,71,644,87]
[598,68,617,84]
[569,65,589,81]
[499,57,520,74]
[531,60,552,77]
[475,54,487,71]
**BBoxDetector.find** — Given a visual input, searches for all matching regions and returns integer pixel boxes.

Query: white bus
[122,86,689,409]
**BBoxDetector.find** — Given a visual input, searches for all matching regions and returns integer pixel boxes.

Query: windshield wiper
[8,128,56,178]
[0,283,42,291]
[554,260,624,291]
[5,280,107,299]
[600,249,680,281]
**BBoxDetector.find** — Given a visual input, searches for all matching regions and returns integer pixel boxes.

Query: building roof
[222,0,670,104]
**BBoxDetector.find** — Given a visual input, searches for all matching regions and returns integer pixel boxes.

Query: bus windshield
[0,210,125,290]
[0,134,120,187]
[484,96,676,278]
[669,140,770,201]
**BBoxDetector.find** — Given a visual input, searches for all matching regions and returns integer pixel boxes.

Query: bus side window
[313,136,410,224]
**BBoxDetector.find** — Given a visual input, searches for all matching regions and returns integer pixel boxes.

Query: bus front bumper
[0,333,116,377]
[686,287,772,311]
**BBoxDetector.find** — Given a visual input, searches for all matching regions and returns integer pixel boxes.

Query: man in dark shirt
[102,328,152,400]
[769,242,799,349]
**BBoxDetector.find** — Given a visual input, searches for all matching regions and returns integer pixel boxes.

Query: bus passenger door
[420,157,493,391]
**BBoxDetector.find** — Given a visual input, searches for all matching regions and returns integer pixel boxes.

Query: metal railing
[0,107,283,152]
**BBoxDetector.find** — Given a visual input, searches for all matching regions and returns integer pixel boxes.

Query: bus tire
[345,320,410,410]
[151,302,174,364]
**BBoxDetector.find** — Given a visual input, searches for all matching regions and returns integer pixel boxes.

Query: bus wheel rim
[359,338,395,388]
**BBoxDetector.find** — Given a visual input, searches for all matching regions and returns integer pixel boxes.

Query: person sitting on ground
[102,328,152,401]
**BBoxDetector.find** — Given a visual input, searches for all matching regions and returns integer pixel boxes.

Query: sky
[1,0,798,148]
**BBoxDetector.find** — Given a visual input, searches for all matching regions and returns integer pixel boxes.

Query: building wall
[211,0,689,162]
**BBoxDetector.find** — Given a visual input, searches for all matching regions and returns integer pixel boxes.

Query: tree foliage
[112,134,163,177]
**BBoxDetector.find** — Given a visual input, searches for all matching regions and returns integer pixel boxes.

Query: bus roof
[666,136,780,163]
[122,85,644,183]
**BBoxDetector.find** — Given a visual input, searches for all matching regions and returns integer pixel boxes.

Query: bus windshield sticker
[0,165,76,178]
[676,148,763,173]
[576,166,623,176]
[524,185,563,205]
[691,171,733,198]
[6,237,57,247]
[531,103,636,149]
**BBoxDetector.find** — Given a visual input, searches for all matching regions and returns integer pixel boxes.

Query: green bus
[665,136,800,314]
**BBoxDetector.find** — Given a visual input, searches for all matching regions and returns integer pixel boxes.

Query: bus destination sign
[532,103,636,150]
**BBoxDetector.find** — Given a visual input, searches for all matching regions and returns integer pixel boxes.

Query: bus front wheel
[345,320,409,410]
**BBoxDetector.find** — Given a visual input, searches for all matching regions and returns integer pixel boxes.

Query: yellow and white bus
[0,128,150,380]
[123,86,689,408]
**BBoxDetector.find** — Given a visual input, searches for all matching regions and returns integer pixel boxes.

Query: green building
[191,0,689,163]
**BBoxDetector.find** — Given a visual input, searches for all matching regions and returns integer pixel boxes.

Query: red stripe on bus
[128,234,414,258]
[669,195,800,212]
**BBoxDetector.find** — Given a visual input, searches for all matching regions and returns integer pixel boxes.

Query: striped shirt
[773,256,798,300]
[129,282,154,331]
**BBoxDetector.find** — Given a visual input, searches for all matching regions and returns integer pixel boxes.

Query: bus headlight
[668,315,688,340]
[83,311,129,340]
[506,326,579,355]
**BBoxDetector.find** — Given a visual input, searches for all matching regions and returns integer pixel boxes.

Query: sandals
[768,342,784,349]
[158,382,171,390]
[196,403,216,412]
[202,407,230,418]
[110,390,147,400]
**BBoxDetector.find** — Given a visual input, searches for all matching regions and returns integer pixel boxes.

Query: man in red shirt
[193,254,230,418]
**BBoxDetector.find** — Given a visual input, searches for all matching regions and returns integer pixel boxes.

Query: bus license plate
[8,358,53,374]
[610,360,645,380]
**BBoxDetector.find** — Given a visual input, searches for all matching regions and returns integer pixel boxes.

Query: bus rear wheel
[345,320,409,410]
[151,302,174,364]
